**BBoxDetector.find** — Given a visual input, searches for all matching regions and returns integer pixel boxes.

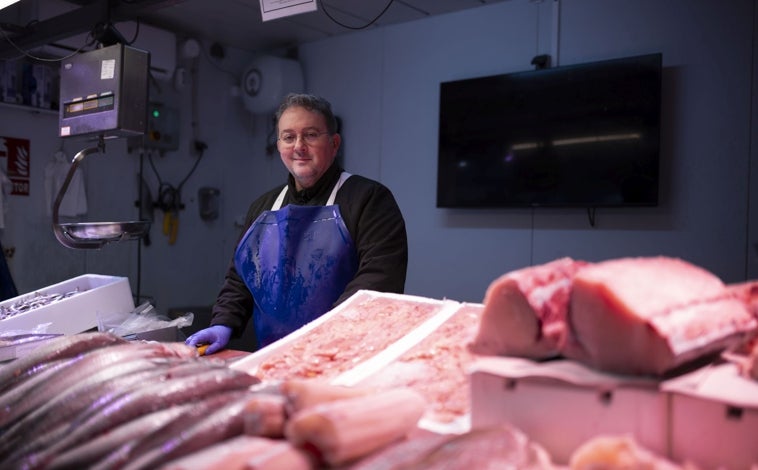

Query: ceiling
[0,0,510,58]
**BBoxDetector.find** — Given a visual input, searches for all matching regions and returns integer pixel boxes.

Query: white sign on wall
[260,0,317,22]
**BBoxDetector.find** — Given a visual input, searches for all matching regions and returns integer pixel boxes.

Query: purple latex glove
[185,325,232,355]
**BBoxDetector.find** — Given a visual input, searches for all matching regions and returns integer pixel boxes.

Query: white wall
[0,0,755,319]
[301,0,756,302]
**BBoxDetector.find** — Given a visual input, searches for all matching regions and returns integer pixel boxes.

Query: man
[186,93,408,353]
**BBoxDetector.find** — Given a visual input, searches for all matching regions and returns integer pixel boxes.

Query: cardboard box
[0,274,135,335]
[469,356,667,465]
[662,363,758,469]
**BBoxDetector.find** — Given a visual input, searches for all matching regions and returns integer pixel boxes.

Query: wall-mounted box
[58,43,148,139]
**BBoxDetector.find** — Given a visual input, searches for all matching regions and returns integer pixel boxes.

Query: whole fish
[1,359,169,462]
[0,357,80,426]
[21,364,260,469]
[46,403,198,470]
[90,389,256,470]
[0,341,197,429]
[116,391,277,470]
[0,332,126,394]
[2,358,228,464]
[0,333,60,347]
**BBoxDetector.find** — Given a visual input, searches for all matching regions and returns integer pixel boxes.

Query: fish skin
[90,390,255,470]
[2,356,168,448]
[0,356,80,427]
[0,359,176,463]
[21,365,261,469]
[0,332,126,394]
[0,333,60,347]
[2,358,230,465]
[0,341,194,429]
[116,391,273,470]
[46,403,198,470]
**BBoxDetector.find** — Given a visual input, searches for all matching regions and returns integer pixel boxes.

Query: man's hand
[185,325,233,355]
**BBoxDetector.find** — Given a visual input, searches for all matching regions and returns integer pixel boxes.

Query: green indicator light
[152,109,160,118]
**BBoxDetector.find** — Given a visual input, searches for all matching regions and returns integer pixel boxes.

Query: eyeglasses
[278,131,331,146]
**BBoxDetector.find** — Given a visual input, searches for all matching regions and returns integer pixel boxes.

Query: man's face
[277,106,341,191]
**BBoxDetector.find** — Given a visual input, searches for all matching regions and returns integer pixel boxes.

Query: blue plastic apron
[234,172,358,348]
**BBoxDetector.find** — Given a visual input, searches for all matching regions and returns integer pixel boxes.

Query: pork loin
[566,257,757,376]
[469,257,588,359]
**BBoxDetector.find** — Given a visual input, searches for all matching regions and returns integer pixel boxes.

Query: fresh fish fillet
[158,435,314,470]
[400,425,555,470]
[569,435,686,470]
[347,433,453,470]
[566,257,757,375]
[469,257,588,358]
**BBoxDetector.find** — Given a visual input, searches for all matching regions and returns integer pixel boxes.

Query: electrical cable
[0,21,96,62]
[125,19,140,45]
[320,0,394,30]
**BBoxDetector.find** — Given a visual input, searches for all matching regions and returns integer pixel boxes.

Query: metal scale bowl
[52,146,149,249]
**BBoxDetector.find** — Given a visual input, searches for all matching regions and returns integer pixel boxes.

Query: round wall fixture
[244,68,262,97]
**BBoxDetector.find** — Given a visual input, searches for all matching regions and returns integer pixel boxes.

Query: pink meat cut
[566,257,757,376]
[469,257,588,359]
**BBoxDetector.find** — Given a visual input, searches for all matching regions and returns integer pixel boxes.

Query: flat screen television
[437,53,662,208]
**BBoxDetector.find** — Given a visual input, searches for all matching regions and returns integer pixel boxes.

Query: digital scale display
[63,92,115,117]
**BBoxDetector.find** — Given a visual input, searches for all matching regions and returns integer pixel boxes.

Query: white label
[101,59,116,80]
[260,0,316,22]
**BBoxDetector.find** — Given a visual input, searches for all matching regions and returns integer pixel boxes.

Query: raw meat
[359,303,484,424]
[254,294,444,381]
[285,387,426,467]
[370,425,554,470]
[159,436,314,470]
[469,257,587,359]
[728,280,758,319]
[569,435,693,470]
[567,257,757,375]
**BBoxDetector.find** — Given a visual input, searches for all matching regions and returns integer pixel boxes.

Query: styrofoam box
[469,356,667,465]
[0,274,135,335]
[230,289,459,381]
[662,363,758,469]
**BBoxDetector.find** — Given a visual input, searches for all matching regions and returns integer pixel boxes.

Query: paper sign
[260,0,317,22]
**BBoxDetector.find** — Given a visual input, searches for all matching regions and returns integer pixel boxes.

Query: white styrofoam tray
[0,274,135,335]
[230,290,460,380]
[469,356,667,465]
[662,363,758,469]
